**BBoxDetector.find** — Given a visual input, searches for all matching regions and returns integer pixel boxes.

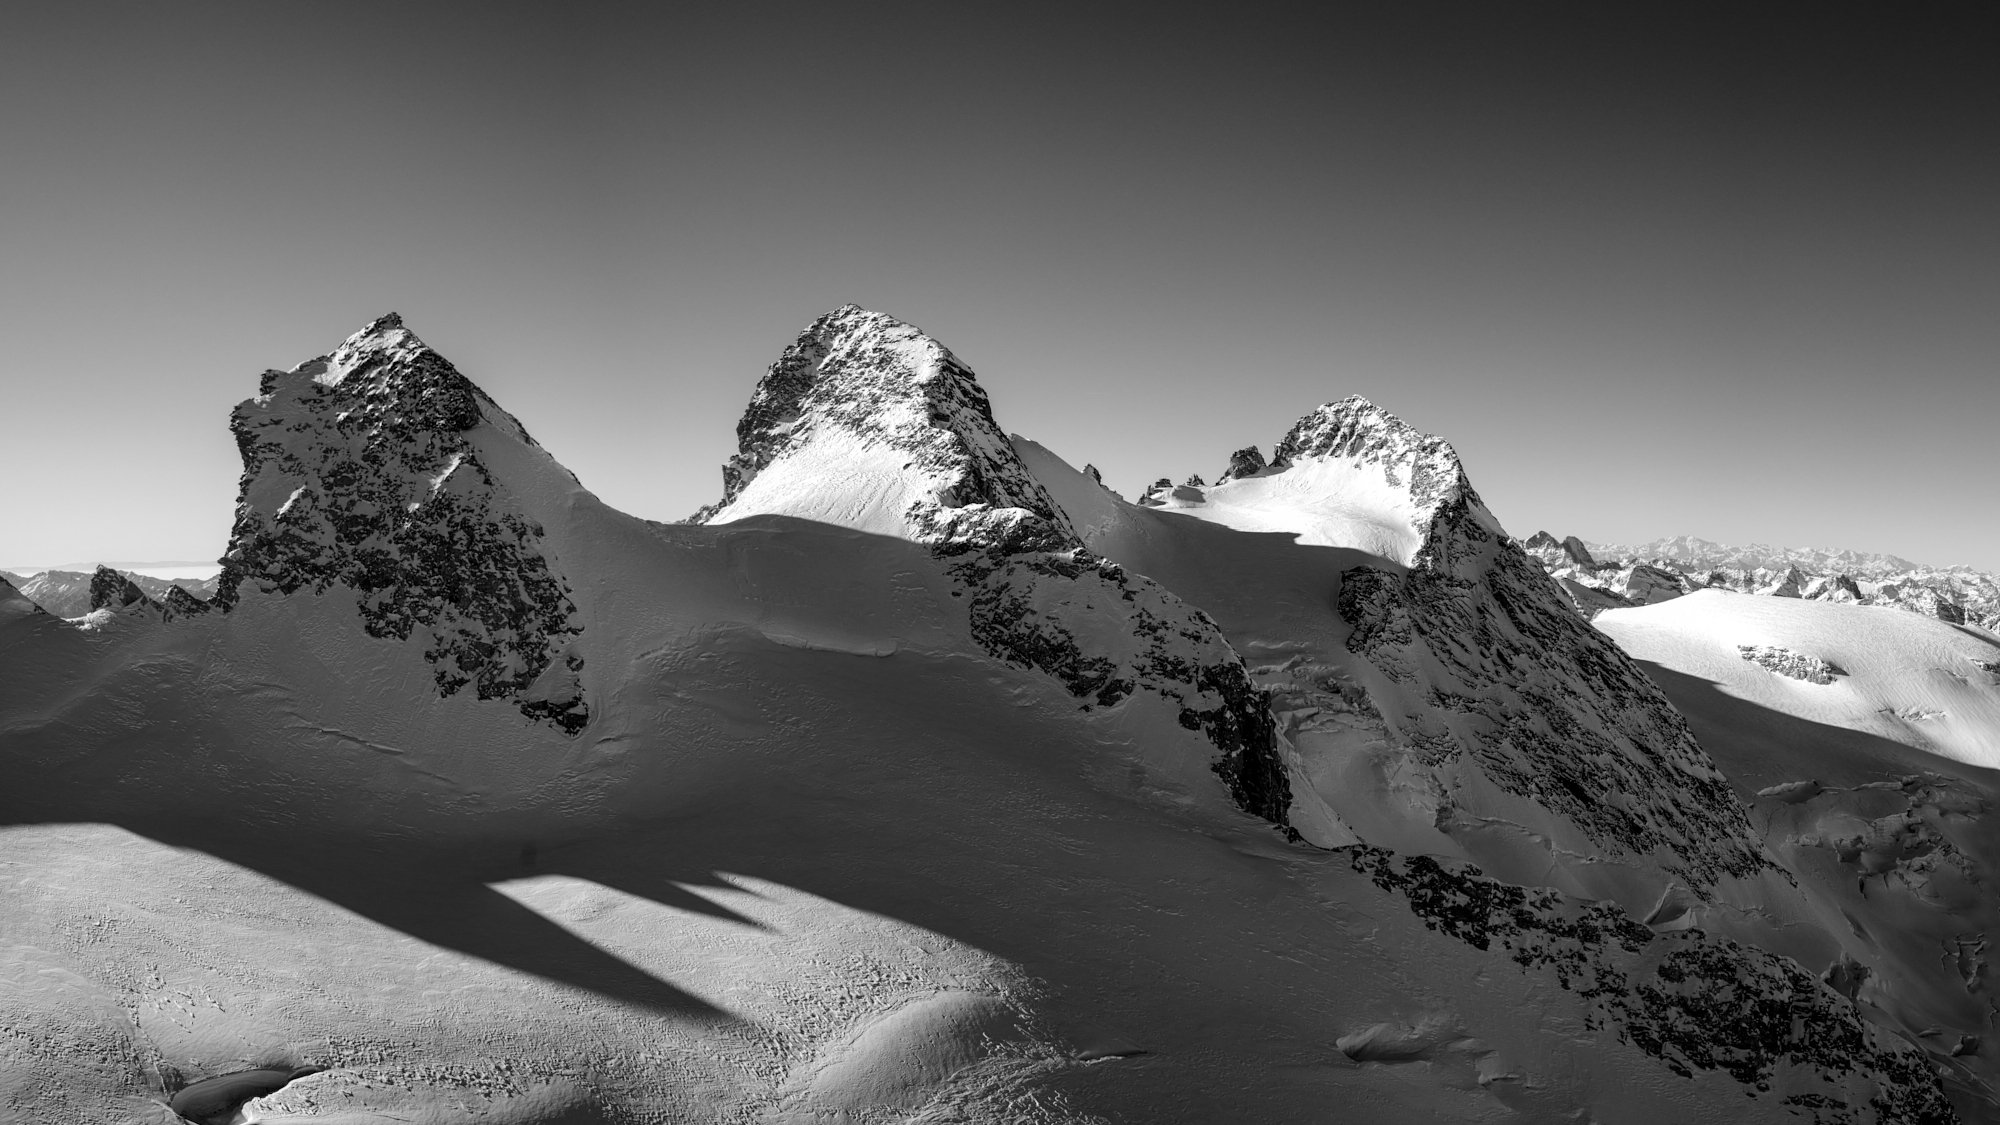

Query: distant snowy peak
[1593,536,1925,576]
[697,305,1075,552]
[701,306,1296,836]
[1542,533,2000,629]
[88,565,157,613]
[1272,395,1477,518]
[216,314,589,734]
[1140,397,1482,568]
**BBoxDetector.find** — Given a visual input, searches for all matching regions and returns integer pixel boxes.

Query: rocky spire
[88,566,157,613]
[214,315,589,734]
[696,304,1074,552]
[1218,445,1266,482]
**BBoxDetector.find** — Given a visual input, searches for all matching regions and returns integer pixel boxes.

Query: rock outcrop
[215,314,589,734]
[1218,445,1266,482]
[88,565,158,614]
[697,306,1295,832]
[1285,400,1765,893]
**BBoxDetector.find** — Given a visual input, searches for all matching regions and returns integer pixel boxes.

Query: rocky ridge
[6,568,216,619]
[1532,535,2000,629]
[1354,847,1954,1122]
[696,306,1295,829]
[213,314,590,734]
[1196,402,1768,894]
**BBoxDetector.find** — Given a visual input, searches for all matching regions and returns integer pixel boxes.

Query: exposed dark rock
[1218,445,1266,483]
[1301,400,1766,892]
[88,566,157,613]
[700,306,1296,835]
[1351,847,1955,1122]
[160,585,212,620]
[216,314,589,735]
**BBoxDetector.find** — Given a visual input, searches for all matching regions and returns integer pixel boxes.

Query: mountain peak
[697,305,1074,551]
[217,317,589,733]
[1271,396,1475,516]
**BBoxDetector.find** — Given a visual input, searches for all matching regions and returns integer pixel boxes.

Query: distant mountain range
[3,308,1990,1123]
[1521,532,2000,630]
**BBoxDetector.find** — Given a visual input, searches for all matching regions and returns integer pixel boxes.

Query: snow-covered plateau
[3,307,1995,1124]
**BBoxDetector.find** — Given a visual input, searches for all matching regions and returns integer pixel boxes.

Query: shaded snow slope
[1019,407,1770,911]
[697,303,1071,548]
[0,313,1964,1123]
[1600,590,2000,1115]
[695,305,1293,832]
[216,313,593,734]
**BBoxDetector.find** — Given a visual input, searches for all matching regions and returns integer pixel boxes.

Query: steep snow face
[1599,591,2000,1113]
[1023,402,1770,905]
[700,306,1295,833]
[0,312,1970,1124]
[1139,397,1459,565]
[0,573,45,622]
[215,314,590,733]
[699,304,1073,550]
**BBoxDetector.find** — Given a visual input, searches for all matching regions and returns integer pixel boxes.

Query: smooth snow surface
[1601,590,2000,1114]
[1,313,1976,1124]
[1601,590,2000,770]
[1140,456,1425,564]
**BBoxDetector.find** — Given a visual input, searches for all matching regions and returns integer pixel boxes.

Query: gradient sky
[3,3,1995,571]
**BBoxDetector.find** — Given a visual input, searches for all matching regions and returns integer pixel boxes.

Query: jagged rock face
[1272,396,1469,532]
[1737,644,1844,685]
[1218,445,1265,482]
[1875,584,1967,625]
[1286,403,1765,894]
[699,305,1073,551]
[159,585,211,621]
[703,306,1294,834]
[215,314,588,735]
[946,546,1294,831]
[0,574,46,621]
[1757,566,1807,599]
[1613,564,1688,605]
[1568,536,1998,629]
[1136,477,1173,507]
[1352,848,1954,1122]
[88,565,156,613]
[1802,574,1863,603]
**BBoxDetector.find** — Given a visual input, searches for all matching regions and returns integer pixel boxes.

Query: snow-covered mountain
[1593,535,1930,575]
[1598,591,2000,1112]
[1523,534,2000,630]
[0,310,1979,1123]
[5,567,217,618]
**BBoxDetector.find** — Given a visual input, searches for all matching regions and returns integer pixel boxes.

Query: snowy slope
[1021,401,1774,913]
[1599,591,2000,1115]
[0,312,1966,1124]
[695,305,1293,830]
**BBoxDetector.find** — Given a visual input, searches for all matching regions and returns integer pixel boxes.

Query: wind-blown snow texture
[215,314,590,733]
[1,309,1974,1123]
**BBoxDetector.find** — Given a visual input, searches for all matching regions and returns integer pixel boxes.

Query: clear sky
[3,3,1995,571]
